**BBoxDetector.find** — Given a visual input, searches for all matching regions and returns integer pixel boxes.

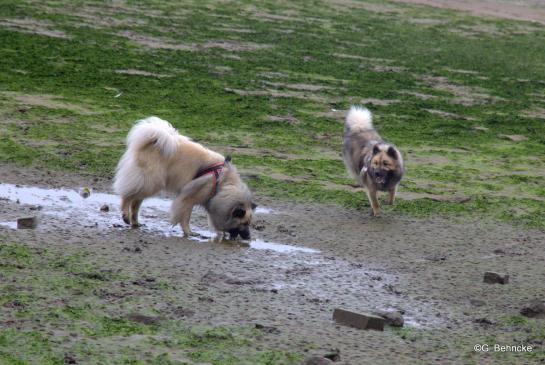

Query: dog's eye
[383,161,389,166]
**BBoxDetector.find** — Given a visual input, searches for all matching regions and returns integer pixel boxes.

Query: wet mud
[1,166,544,363]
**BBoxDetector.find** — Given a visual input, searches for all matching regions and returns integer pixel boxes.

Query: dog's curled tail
[345,105,373,132]
[126,116,183,156]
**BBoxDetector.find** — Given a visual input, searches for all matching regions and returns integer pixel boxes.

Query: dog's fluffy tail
[126,116,184,156]
[345,106,373,132]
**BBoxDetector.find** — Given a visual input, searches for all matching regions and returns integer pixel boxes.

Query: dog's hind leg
[121,196,131,225]
[386,186,397,205]
[129,198,143,227]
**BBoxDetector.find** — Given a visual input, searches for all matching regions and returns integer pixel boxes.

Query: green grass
[0,0,544,228]
[0,238,302,365]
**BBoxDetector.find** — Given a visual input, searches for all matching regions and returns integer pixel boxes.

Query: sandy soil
[1,165,544,363]
[393,0,545,25]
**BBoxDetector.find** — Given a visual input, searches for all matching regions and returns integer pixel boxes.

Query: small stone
[332,308,384,331]
[100,204,109,212]
[252,219,266,231]
[17,217,38,229]
[470,299,486,307]
[373,310,404,327]
[303,356,333,365]
[520,300,545,319]
[323,348,340,362]
[79,187,91,198]
[483,272,509,284]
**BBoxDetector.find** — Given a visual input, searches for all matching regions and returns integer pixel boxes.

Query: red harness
[195,161,225,197]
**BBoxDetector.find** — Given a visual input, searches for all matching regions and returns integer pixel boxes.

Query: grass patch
[0,0,544,229]
[0,236,301,364]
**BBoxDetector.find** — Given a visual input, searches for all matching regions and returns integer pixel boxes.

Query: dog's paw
[122,214,130,225]
[369,209,381,217]
[131,222,142,228]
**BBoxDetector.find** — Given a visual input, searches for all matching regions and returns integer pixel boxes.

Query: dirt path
[1,165,544,363]
[393,0,545,24]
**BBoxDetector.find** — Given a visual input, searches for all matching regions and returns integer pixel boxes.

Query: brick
[17,217,38,229]
[483,272,509,284]
[332,308,384,331]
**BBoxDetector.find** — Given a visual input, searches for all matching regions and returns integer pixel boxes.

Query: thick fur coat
[114,117,254,239]
[343,106,404,216]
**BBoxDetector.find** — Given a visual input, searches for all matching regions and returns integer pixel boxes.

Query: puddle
[255,206,274,214]
[249,239,318,253]
[0,221,17,229]
[0,183,450,328]
[0,183,316,254]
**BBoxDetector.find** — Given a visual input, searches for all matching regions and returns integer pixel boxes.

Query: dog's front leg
[386,186,397,205]
[171,174,215,238]
[366,187,380,216]
[213,231,225,243]
[171,195,195,237]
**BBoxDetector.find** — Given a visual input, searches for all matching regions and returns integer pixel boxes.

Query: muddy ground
[1,165,544,364]
[393,0,545,25]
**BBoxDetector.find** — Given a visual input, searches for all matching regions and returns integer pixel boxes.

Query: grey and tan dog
[343,106,404,216]
[114,117,255,240]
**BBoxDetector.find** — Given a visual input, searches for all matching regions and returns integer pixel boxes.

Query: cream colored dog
[113,117,255,239]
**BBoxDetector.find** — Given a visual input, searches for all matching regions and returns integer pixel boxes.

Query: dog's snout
[228,229,240,240]
[240,227,250,240]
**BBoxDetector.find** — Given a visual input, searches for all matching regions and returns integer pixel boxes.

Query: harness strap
[195,161,225,197]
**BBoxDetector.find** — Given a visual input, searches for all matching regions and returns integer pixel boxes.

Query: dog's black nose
[228,229,239,240]
[240,227,250,240]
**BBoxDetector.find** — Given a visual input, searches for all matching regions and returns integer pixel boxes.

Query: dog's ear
[251,202,257,210]
[387,146,398,160]
[225,155,232,163]
[373,144,381,155]
[233,206,246,218]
